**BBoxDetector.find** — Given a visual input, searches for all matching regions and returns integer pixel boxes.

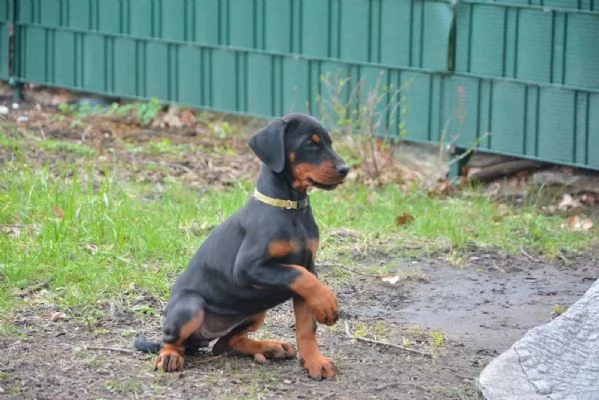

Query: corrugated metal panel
[455,2,599,90]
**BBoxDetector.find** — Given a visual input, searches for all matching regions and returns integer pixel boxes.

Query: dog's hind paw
[153,344,185,372]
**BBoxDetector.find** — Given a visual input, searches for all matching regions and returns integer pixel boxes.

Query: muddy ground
[1,88,598,399]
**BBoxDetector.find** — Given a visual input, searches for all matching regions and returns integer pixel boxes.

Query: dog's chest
[281,214,319,267]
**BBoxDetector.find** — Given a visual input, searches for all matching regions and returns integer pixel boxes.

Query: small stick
[374,381,430,393]
[319,262,377,278]
[520,247,540,263]
[195,354,225,363]
[557,251,570,265]
[344,321,432,358]
[491,261,507,274]
[14,278,53,296]
[86,346,135,354]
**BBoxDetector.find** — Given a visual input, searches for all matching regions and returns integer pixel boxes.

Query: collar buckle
[253,188,308,210]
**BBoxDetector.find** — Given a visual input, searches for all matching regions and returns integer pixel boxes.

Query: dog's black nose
[336,164,350,178]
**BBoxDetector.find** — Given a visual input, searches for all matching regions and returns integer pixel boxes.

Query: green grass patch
[0,161,250,319]
[0,153,594,322]
[0,131,98,157]
[38,139,99,156]
[311,183,593,260]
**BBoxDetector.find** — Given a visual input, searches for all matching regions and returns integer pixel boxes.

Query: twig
[557,251,570,265]
[168,163,194,174]
[318,262,378,278]
[374,381,430,393]
[140,160,193,174]
[13,278,53,297]
[86,346,135,354]
[520,247,540,263]
[344,321,432,358]
[194,354,225,363]
[491,261,507,274]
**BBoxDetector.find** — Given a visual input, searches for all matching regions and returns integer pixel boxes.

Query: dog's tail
[134,336,161,354]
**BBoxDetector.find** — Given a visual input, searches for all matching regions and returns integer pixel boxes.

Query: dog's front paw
[153,344,185,372]
[300,353,338,380]
[306,285,339,326]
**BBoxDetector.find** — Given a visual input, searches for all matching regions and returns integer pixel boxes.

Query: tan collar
[253,188,310,210]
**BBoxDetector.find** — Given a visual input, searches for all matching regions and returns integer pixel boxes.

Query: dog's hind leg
[153,290,206,372]
[212,312,296,362]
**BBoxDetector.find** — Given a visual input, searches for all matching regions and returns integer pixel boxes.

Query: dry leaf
[330,228,361,239]
[428,178,454,198]
[561,216,593,232]
[542,205,557,213]
[396,213,415,226]
[162,113,183,128]
[83,243,98,254]
[436,179,452,195]
[53,207,64,218]
[382,275,400,284]
[580,193,597,207]
[180,109,197,127]
[1,224,22,237]
[50,312,67,322]
[496,204,511,217]
[558,194,580,211]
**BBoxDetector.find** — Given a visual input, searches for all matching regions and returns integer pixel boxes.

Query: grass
[0,160,250,318]
[0,131,595,323]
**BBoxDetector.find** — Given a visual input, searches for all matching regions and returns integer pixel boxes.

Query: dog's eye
[304,141,318,149]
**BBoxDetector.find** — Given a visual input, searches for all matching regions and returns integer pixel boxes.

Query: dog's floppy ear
[248,118,287,173]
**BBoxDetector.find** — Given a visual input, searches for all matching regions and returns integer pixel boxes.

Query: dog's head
[248,113,349,191]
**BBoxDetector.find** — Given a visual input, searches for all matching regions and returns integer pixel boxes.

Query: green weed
[429,329,445,348]
[59,97,163,127]
[552,304,567,317]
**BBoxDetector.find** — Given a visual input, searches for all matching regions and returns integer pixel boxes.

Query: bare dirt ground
[1,87,598,399]
[3,253,596,400]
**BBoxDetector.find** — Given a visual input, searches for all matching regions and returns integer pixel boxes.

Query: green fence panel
[4,0,599,172]
[489,81,528,155]
[456,4,506,77]
[281,58,311,114]
[15,0,454,72]
[264,0,292,53]
[565,14,599,89]
[442,76,483,149]
[0,0,11,80]
[588,94,599,168]
[537,87,576,164]
[438,75,599,170]
[467,0,599,12]
[301,0,329,57]
[455,2,599,90]
[177,44,204,106]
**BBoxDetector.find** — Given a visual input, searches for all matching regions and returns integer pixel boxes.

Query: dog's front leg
[293,296,338,380]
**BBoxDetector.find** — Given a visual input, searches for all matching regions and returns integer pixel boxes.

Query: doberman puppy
[135,113,349,380]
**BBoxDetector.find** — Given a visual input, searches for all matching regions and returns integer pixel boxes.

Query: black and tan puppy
[135,113,349,380]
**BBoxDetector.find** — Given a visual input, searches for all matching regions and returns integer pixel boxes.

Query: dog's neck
[255,165,308,202]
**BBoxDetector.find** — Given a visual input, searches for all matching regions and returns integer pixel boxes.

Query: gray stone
[478,279,599,400]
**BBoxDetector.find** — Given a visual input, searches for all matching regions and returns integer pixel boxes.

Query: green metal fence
[2,0,598,171]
